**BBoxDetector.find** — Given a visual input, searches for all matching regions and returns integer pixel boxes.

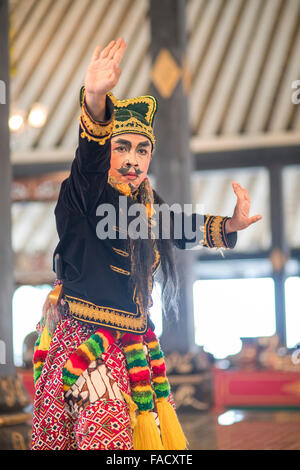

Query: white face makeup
[109,133,152,190]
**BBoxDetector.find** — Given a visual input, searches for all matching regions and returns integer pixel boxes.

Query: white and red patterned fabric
[31,314,175,450]
[31,316,133,450]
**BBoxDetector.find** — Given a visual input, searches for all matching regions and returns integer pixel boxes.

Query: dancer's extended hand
[225,181,262,233]
[84,38,126,120]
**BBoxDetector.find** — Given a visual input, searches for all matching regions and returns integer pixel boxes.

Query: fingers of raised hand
[91,45,102,62]
[244,189,250,203]
[107,37,126,62]
[114,43,126,66]
[232,181,250,202]
[91,38,125,64]
[248,214,263,226]
[100,40,116,60]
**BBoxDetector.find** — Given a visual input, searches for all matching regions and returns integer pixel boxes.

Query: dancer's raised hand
[84,38,126,120]
[225,181,262,233]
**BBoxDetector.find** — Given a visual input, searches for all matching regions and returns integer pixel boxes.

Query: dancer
[31,38,262,450]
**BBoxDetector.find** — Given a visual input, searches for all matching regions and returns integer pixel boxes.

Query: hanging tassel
[142,327,187,449]
[38,323,52,351]
[41,280,64,335]
[33,323,52,386]
[42,294,62,335]
[133,410,164,450]
[48,283,63,307]
[121,332,163,449]
[121,392,138,429]
[156,397,188,450]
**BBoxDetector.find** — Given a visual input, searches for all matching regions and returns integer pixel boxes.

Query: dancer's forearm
[84,38,126,122]
[85,92,107,122]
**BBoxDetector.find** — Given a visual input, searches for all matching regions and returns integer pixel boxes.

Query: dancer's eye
[115,145,127,153]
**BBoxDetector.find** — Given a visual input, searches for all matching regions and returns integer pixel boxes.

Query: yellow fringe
[48,283,63,307]
[39,324,51,351]
[153,376,167,384]
[156,397,188,450]
[79,343,95,362]
[132,385,153,393]
[122,392,138,429]
[133,411,164,450]
[123,342,144,353]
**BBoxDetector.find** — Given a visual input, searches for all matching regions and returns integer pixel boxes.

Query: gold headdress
[108,92,157,150]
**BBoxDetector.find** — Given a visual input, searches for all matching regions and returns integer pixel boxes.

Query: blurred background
[0,0,300,450]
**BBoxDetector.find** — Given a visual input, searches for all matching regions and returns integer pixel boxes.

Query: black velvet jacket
[53,96,237,334]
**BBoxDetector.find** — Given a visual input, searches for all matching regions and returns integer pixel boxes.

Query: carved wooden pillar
[149,0,196,353]
[0,1,31,450]
[0,0,14,378]
[269,164,288,345]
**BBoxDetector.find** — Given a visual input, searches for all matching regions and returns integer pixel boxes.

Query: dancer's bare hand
[225,181,262,233]
[84,38,126,120]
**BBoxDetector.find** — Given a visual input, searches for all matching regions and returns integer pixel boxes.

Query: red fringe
[69,350,90,370]
[130,369,151,383]
[121,333,143,346]
[33,349,47,363]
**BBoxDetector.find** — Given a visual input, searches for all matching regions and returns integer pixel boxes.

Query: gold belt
[64,294,148,335]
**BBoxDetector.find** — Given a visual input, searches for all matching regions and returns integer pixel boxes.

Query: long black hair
[126,186,179,322]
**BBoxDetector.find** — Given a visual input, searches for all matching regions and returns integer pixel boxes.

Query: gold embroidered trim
[108,92,157,124]
[110,245,159,273]
[79,130,111,145]
[108,92,156,149]
[202,215,210,247]
[110,265,131,276]
[209,216,225,248]
[79,107,114,137]
[79,89,115,145]
[65,294,139,316]
[112,247,129,257]
[65,295,147,333]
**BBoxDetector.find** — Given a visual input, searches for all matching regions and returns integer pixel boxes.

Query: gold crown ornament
[79,87,157,151]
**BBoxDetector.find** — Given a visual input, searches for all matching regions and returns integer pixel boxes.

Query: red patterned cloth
[31,314,176,450]
[31,316,133,450]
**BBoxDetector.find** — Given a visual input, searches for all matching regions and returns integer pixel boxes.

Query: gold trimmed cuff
[204,215,236,249]
[79,89,115,145]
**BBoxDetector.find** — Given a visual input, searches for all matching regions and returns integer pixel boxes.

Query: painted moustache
[117,166,143,176]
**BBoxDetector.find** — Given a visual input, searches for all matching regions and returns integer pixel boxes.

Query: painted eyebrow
[113,138,131,146]
[112,138,150,148]
[136,141,151,147]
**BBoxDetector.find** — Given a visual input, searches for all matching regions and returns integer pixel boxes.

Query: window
[283,166,300,249]
[193,277,276,358]
[12,284,51,367]
[285,276,300,349]
[192,167,271,253]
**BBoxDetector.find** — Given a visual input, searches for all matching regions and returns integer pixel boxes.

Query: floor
[178,408,300,450]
